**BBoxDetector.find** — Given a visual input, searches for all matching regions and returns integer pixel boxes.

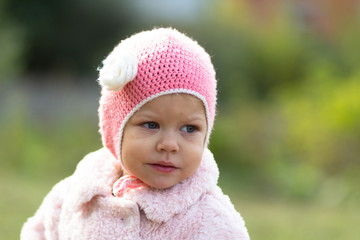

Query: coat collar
[123,148,219,222]
[67,148,219,223]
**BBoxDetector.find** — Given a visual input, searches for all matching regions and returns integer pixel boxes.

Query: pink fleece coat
[21,148,249,239]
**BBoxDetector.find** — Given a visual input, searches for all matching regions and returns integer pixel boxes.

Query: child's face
[121,94,207,189]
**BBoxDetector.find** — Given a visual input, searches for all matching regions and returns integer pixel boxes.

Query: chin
[148,181,177,190]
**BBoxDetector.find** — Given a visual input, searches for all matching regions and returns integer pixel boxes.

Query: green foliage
[0,102,101,181]
[275,66,360,170]
[206,0,360,202]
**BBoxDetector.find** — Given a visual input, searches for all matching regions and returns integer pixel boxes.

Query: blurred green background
[1,0,360,239]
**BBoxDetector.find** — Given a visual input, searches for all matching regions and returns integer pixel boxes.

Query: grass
[0,170,57,240]
[220,171,360,240]
[1,170,359,240]
[232,193,360,240]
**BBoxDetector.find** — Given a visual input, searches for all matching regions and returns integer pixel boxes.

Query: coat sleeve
[20,177,70,240]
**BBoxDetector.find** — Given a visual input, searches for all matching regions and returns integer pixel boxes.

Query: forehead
[135,94,206,118]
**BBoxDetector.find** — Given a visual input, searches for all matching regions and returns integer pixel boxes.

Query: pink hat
[98,28,217,160]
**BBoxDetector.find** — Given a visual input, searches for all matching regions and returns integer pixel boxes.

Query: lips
[149,161,179,173]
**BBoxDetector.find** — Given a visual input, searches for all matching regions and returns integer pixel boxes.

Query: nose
[156,132,180,153]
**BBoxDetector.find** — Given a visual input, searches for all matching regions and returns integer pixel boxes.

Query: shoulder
[32,147,120,216]
[61,148,121,210]
[72,148,119,184]
[192,186,250,239]
[21,148,122,239]
[24,148,117,217]
[75,148,118,173]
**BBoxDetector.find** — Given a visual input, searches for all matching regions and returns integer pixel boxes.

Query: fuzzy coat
[21,148,250,240]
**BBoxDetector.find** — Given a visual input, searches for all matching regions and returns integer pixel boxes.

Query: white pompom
[97,47,138,91]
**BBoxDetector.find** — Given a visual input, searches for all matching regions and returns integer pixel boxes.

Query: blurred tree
[202,0,360,101]
[4,0,134,77]
[0,0,24,82]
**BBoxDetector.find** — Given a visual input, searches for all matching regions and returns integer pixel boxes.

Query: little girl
[21,28,250,239]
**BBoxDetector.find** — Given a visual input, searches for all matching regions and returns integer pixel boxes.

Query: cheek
[187,137,205,154]
[122,128,141,154]
[184,144,204,171]
[121,146,144,177]
[121,134,152,171]
[121,137,140,167]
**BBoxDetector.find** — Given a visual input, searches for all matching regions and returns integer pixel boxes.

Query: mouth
[148,161,179,173]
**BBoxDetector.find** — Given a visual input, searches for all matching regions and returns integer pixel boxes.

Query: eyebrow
[184,113,206,122]
[132,110,157,119]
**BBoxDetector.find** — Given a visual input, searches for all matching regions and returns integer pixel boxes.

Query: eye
[181,125,197,133]
[143,122,159,129]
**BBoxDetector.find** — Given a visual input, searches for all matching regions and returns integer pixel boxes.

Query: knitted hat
[98,28,217,161]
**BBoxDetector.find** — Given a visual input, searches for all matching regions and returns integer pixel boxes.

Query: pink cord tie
[112,175,147,198]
